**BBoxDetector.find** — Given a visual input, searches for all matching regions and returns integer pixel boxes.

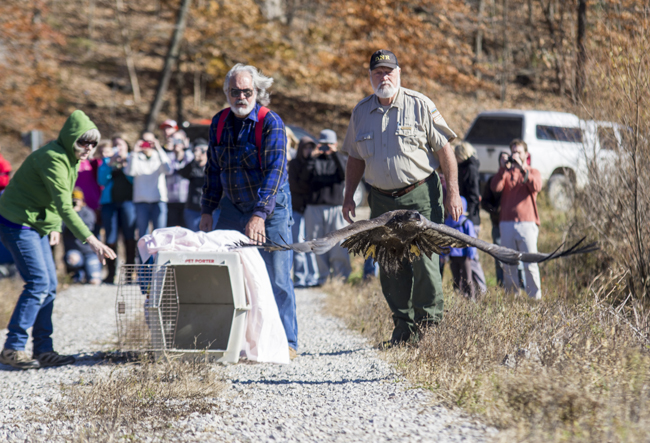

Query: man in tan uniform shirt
[341,49,462,345]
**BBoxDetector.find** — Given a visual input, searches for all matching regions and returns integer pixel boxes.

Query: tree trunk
[115,0,141,104]
[576,0,587,97]
[501,0,509,102]
[145,0,192,133]
[474,0,486,75]
[176,67,184,125]
[539,0,566,95]
[194,69,201,109]
[88,0,95,38]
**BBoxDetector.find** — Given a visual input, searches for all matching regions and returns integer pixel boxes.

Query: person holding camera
[98,134,137,283]
[490,139,543,299]
[165,130,193,228]
[303,129,351,285]
[124,135,173,239]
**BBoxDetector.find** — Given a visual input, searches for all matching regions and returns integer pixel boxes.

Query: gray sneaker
[0,349,41,369]
[33,351,76,367]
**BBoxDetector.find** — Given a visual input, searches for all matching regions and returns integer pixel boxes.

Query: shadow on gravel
[298,347,368,357]
[232,377,392,386]
[0,351,134,371]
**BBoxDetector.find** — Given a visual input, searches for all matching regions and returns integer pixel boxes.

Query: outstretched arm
[342,156,365,224]
[437,143,462,222]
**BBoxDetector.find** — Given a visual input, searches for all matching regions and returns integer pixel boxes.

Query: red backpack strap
[215,108,231,145]
[255,106,269,166]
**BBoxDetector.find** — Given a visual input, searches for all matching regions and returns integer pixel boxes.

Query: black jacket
[481,174,501,227]
[458,156,481,226]
[178,160,206,212]
[305,152,346,207]
[288,157,312,213]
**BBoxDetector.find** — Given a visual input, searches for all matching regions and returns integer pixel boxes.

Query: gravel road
[0,282,497,442]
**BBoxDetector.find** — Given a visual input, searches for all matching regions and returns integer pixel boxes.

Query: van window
[597,126,617,150]
[465,117,523,145]
[536,125,583,143]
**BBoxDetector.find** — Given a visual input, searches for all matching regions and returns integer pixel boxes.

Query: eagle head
[386,210,423,228]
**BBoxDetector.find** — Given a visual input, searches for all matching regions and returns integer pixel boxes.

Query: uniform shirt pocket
[355,131,375,159]
[396,123,425,153]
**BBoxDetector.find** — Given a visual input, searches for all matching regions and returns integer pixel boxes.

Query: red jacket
[0,153,11,191]
[491,166,542,225]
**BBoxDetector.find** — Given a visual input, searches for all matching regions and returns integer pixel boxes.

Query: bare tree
[176,66,184,124]
[115,0,141,104]
[539,0,568,95]
[576,0,587,97]
[474,0,486,78]
[501,0,509,102]
[145,0,192,132]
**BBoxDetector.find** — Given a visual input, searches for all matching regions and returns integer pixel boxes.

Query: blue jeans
[184,208,221,232]
[65,250,102,283]
[215,183,298,350]
[102,201,136,243]
[135,202,167,238]
[291,210,319,287]
[0,224,57,353]
[363,257,379,280]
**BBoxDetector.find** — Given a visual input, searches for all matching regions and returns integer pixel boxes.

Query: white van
[463,110,623,210]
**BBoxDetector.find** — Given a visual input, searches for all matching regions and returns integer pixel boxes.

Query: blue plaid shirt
[201,103,288,220]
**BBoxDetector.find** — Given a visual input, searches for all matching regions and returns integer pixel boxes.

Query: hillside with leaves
[0,0,646,165]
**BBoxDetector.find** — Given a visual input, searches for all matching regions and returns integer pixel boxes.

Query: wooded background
[0,0,645,165]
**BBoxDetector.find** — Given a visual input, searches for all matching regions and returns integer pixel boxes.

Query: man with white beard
[341,50,462,346]
[200,64,298,359]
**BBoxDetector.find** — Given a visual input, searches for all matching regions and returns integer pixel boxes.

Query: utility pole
[145,0,191,132]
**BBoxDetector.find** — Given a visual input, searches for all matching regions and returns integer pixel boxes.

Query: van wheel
[547,174,574,212]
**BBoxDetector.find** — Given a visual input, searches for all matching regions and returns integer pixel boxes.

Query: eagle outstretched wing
[234,210,598,274]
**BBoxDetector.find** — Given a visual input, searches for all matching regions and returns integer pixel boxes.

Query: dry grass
[53,355,226,441]
[324,199,650,442]
[0,276,22,328]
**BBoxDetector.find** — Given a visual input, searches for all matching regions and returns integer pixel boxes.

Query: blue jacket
[443,197,478,260]
[98,157,133,205]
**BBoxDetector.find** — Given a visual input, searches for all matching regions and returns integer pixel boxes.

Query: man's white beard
[231,99,256,117]
[373,78,400,99]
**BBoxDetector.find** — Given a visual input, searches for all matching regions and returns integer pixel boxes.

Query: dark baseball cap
[369,49,399,71]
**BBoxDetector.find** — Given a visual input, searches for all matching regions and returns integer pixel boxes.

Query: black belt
[373,174,434,198]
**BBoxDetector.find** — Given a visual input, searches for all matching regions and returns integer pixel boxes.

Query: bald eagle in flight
[236,210,597,274]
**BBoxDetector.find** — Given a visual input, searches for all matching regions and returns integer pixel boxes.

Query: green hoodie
[0,110,95,240]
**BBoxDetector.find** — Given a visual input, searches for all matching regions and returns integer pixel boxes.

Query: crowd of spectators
[0,121,216,285]
[0,121,542,302]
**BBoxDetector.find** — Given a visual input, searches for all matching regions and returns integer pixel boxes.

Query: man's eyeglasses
[78,140,98,148]
[230,88,254,98]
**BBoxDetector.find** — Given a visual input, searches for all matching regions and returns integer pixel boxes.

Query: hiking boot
[0,349,41,369]
[289,347,298,360]
[33,351,76,367]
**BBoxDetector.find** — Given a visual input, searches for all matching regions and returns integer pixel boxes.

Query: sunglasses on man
[78,140,98,148]
[229,88,255,98]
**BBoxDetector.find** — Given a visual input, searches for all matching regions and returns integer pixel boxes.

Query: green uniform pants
[369,174,445,341]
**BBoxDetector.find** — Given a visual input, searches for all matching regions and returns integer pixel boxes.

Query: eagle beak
[364,244,376,259]
[410,244,421,257]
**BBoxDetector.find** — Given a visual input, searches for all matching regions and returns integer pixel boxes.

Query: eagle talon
[364,244,376,260]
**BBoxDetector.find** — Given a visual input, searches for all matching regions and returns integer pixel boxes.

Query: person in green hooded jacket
[0,110,116,370]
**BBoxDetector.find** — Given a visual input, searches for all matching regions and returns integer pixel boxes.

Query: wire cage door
[116,264,179,351]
